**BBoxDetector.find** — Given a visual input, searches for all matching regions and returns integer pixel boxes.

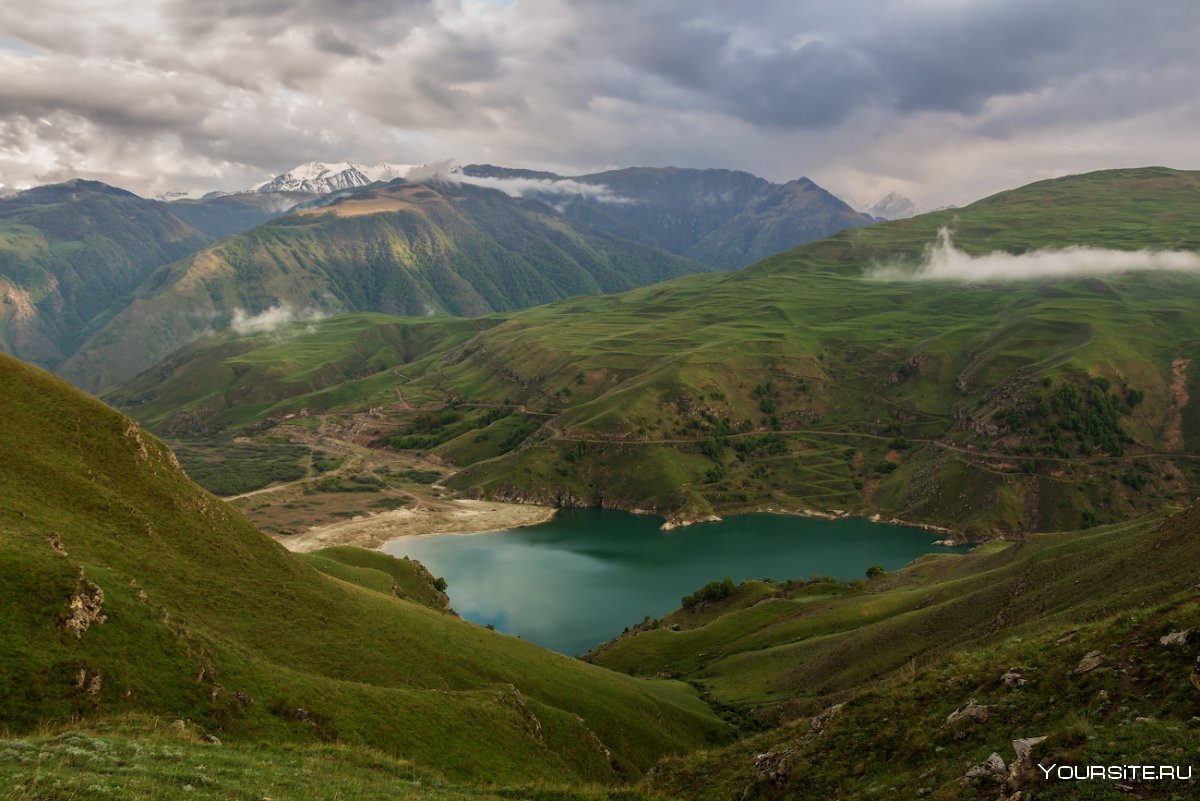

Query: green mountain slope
[0,180,210,370]
[63,180,708,391]
[462,164,876,268]
[0,353,728,785]
[113,167,1200,536]
[619,507,1200,800]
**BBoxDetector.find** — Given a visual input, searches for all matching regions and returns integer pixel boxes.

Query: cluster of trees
[1001,376,1140,457]
[681,576,735,609]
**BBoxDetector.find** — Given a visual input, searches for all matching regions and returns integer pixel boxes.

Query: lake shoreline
[275,499,558,553]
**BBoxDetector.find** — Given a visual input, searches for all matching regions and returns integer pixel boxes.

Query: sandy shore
[275,499,557,553]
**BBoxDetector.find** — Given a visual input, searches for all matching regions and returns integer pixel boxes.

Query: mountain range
[0,162,877,392]
[458,164,875,268]
[250,161,415,194]
[111,167,1200,537]
[4,163,1200,800]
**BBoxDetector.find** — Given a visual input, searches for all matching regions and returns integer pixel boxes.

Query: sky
[0,0,1197,207]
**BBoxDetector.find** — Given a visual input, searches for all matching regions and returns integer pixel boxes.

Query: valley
[110,168,1200,540]
[6,6,1200,800]
[4,166,1200,801]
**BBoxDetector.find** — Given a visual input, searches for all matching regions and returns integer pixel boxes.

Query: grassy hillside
[0,180,210,370]
[62,180,709,391]
[114,167,1200,535]
[0,353,729,786]
[589,504,1200,800]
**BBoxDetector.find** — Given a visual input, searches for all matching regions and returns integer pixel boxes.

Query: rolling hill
[111,167,1200,536]
[0,352,728,787]
[62,180,709,392]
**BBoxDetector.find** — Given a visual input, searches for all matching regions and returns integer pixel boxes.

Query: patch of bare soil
[1165,357,1190,452]
[276,499,557,553]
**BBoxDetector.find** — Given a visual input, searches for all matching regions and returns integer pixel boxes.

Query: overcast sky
[1,0,1197,207]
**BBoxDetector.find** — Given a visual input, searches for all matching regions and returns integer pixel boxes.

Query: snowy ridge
[863,191,922,220]
[251,161,416,194]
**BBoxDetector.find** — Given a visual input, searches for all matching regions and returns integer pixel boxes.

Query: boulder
[964,753,1007,782]
[1159,630,1193,646]
[1072,650,1104,676]
[947,698,992,725]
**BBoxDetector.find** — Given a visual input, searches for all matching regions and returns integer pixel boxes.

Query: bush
[866,564,886,579]
[682,576,735,609]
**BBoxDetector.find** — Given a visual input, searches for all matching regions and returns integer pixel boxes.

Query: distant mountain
[164,190,315,238]
[0,180,210,370]
[62,180,709,391]
[863,191,922,220]
[251,161,414,194]
[118,167,1200,534]
[460,165,876,268]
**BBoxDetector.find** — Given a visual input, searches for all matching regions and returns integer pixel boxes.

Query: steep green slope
[462,164,876,268]
[63,180,708,391]
[114,168,1200,536]
[594,505,1200,800]
[0,354,728,785]
[0,180,210,370]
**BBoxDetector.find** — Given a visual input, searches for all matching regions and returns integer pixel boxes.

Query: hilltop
[112,167,1200,536]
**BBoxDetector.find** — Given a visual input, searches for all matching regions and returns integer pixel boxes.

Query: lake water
[382,509,968,655]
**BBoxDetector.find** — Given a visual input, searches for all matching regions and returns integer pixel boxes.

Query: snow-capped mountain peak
[863,191,922,220]
[249,161,417,194]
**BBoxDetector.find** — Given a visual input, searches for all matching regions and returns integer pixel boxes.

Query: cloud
[402,160,634,204]
[868,228,1200,282]
[0,1,1197,205]
[229,303,326,335]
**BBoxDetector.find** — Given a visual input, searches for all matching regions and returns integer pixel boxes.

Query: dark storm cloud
[0,0,1196,204]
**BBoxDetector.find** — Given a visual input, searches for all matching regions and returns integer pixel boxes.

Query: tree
[866,564,886,579]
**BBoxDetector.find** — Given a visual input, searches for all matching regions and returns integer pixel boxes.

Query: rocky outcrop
[946,698,992,725]
[63,568,106,638]
[1072,649,1105,676]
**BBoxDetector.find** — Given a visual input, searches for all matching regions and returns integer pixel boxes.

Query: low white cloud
[868,227,1200,282]
[458,174,635,204]
[401,160,633,205]
[229,303,325,335]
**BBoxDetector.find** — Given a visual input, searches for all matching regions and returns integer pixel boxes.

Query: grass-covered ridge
[113,167,1200,535]
[0,353,729,786]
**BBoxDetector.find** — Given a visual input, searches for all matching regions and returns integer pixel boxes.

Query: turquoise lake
[382,509,968,655]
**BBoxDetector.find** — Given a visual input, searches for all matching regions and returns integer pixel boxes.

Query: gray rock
[964,752,1007,781]
[1159,630,1193,646]
[1072,650,1105,675]
[1012,736,1047,761]
[947,698,992,725]
[1001,668,1029,688]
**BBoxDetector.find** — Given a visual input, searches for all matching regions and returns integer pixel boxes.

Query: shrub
[681,576,735,609]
